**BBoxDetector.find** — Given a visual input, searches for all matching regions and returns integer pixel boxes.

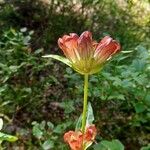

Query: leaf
[9,65,19,72]
[32,125,43,139]
[94,139,124,150]
[140,144,150,150]
[75,102,94,131]
[42,54,71,67]
[20,27,27,32]
[60,100,75,114]
[132,59,146,72]
[34,48,43,54]
[47,122,54,130]
[134,102,146,113]
[0,132,18,142]
[86,102,94,126]
[40,121,46,130]
[42,139,54,150]
[144,93,150,106]
[53,122,72,134]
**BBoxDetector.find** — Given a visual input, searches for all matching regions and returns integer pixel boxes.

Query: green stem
[81,74,89,133]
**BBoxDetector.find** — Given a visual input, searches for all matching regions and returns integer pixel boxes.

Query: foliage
[0,0,150,149]
[0,0,149,49]
[31,121,72,150]
[0,28,75,149]
[0,28,54,116]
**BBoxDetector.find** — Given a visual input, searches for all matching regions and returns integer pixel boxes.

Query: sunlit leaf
[42,54,71,67]
[42,139,54,150]
[47,122,54,130]
[32,125,43,139]
[0,132,18,142]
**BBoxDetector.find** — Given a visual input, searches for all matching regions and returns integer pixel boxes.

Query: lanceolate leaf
[86,102,94,126]
[0,132,18,142]
[75,102,94,131]
[42,54,71,67]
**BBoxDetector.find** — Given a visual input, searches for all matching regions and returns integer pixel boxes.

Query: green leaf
[20,27,27,32]
[47,122,54,130]
[134,102,146,113]
[32,125,43,139]
[75,102,94,131]
[53,122,72,134]
[0,132,18,142]
[144,93,150,106]
[42,139,54,150]
[34,48,43,54]
[94,139,124,150]
[40,121,46,130]
[140,144,150,150]
[86,102,94,126]
[42,54,71,67]
[60,100,75,114]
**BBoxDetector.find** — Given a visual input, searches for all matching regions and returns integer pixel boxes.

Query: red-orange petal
[64,130,83,150]
[78,31,93,59]
[85,125,97,141]
[64,131,75,143]
[58,34,79,62]
[94,36,120,62]
[94,36,112,56]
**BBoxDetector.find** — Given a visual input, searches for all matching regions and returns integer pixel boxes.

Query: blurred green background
[0,0,150,149]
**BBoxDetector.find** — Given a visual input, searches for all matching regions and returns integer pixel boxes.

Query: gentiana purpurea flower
[43,31,121,150]
[64,125,97,150]
[58,31,120,75]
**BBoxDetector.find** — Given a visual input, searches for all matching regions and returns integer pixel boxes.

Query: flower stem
[81,74,89,133]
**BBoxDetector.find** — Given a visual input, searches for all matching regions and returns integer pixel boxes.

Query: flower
[64,125,97,150]
[58,31,121,75]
